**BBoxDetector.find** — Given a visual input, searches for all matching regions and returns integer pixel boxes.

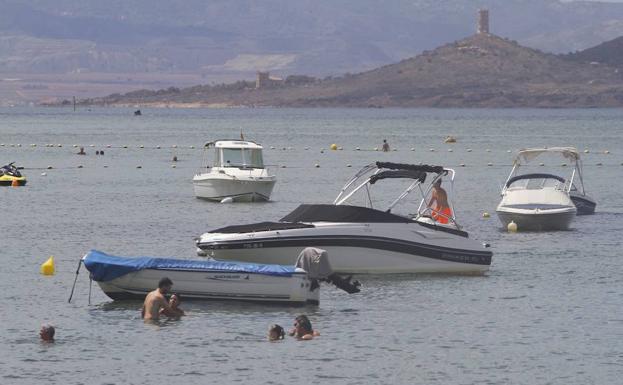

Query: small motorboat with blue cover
[82,248,359,305]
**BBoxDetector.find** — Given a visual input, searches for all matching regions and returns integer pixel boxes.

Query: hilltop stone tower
[256,71,270,89]
[477,9,489,34]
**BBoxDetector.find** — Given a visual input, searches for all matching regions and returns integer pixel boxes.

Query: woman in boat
[289,315,319,340]
[268,324,285,341]
[428,179,452,224]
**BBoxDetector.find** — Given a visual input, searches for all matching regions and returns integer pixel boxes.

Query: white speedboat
[496,147,581,231]
[193,139,276,202]
[81,248,359,306]
[196,162,493,274]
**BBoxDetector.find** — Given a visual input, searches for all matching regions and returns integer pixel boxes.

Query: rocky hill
[4,0,623,76]
[564,36,623,67]
[83,33,623,108]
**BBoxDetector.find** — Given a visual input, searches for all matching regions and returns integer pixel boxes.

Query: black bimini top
[376,162,445,174]
[506,173,565,187]
[369,170,426,184]
[280,204,413,224]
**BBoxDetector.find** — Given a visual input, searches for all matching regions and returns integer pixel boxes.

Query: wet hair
[158,277,173,289]
[268,324,285,340]
[295,315,313,333]
[41,324,55,340]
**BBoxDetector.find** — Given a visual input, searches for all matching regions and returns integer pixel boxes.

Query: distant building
[477,9,489,34]
[256,71,284,89]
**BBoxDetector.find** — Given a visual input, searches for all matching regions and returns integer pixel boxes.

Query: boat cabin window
[217,148,264,168]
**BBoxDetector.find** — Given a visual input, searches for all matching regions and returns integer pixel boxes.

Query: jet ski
[0,162,27,186]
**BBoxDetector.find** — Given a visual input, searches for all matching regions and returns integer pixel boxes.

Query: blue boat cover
[83,250,297,282]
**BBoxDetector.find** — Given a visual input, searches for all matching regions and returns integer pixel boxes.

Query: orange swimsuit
[431,206,452,224]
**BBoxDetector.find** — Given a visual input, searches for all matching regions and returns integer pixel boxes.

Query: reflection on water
[0,107,622,385]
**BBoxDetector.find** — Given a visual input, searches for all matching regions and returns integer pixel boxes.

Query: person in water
[40,324,55,342]
[77,147,86,155]
[160,293,184,318]
[142,277,174,320]
[289,315,320,340]
[382,139,390,152]
[268,324,285,341]
[427,179,452,224]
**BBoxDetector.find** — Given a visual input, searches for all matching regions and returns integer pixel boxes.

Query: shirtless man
[427,179,452,224]
[142,277,174,320]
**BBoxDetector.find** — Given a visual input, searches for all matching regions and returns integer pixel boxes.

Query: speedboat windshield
[506,173,566,190]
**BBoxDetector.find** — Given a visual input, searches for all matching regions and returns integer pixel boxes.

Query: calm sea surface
[1,107,622,384]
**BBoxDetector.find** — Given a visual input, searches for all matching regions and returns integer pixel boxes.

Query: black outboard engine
[295,247,361,294]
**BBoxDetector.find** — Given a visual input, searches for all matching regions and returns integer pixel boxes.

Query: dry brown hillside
[82,33,623,108]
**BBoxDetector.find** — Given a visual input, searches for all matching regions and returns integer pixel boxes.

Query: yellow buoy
[482,212,490,218]
[507,221,518,233]
[41,256,55,275]
[330,144,338,150]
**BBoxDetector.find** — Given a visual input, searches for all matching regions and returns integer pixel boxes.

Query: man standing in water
[142,277,174,320]
[382,139,390,152]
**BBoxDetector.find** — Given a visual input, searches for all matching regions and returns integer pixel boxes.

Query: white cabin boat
[193,140,276,202]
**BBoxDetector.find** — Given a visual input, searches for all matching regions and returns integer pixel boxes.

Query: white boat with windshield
[496,147,581,231]
[193,139,276,202]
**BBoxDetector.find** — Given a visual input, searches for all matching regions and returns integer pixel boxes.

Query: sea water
[0,107,622,384]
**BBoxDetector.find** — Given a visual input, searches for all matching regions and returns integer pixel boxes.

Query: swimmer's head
[170,293,181,307]
[158,277,173,293]
[40,324,55,342]
[294,315,313,335]
[268,324,285,341]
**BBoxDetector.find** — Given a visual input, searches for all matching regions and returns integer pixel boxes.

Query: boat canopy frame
[503,147,583,195]
[333,161,459,228]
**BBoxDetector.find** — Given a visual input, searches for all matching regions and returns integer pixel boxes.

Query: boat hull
[496,208,576,231]
[570,192,596,215]
[197,223,492,274]
[95,267,318,305]
[193,176,276,202]
[0,177,27,186]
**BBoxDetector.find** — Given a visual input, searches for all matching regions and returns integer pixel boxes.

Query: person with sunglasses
[289,315,320,340]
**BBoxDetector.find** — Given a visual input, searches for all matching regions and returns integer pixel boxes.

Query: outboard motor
[295,247,360,294]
